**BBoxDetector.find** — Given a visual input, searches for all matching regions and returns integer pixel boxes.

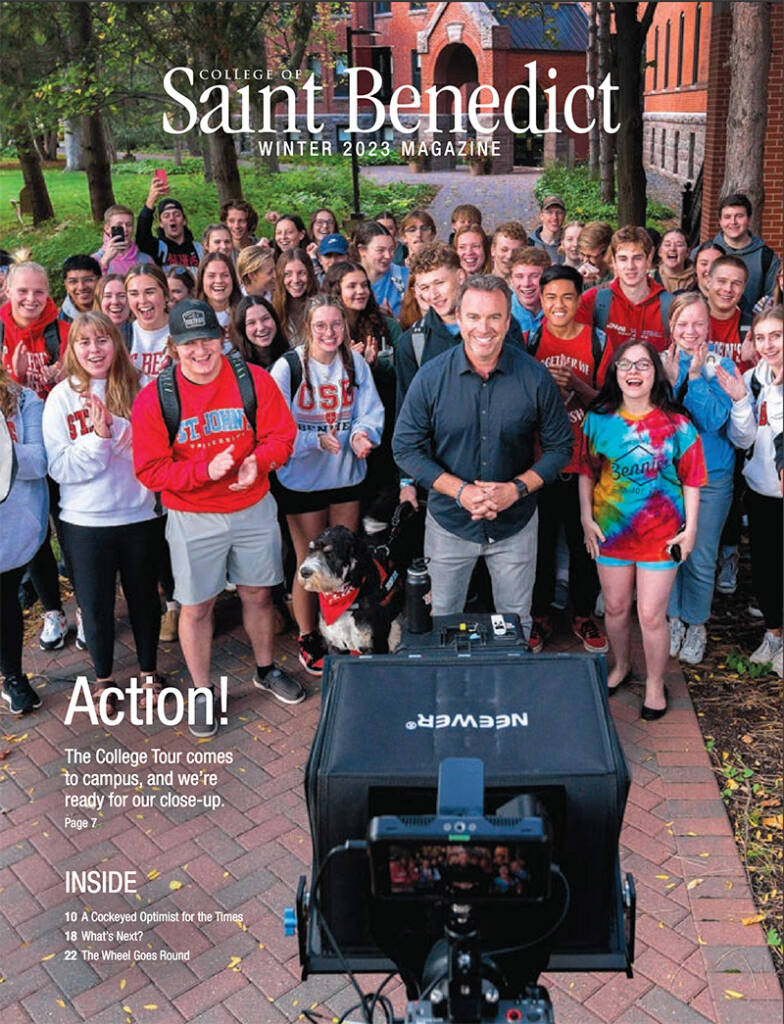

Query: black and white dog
[298,526,404,655]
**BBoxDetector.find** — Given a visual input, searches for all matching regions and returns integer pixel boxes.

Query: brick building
[642,2,711,213]
[287,1,592,172]
[642,1,782,253]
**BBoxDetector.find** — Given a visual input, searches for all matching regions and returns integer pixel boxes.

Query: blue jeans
[667,474,734,625]
[424,510,538,635]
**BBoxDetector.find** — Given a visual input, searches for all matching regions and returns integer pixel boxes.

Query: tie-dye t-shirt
[578,407,707,562]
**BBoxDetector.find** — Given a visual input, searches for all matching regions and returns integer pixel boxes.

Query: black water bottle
[406,558,432,633]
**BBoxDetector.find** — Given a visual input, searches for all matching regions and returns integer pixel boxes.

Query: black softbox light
[303,650,631,976]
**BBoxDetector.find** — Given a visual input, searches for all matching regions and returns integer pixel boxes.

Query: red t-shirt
[533,324,599,474]
[709,310,750,369]
[132,357,296,514]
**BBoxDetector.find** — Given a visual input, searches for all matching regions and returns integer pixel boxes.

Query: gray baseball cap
[168,299,223,345]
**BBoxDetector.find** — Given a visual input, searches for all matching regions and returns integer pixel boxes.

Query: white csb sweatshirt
[42,376,156,527]
[270,347,384,492]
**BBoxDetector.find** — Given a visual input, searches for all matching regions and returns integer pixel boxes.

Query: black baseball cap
[158,197,185,217]
[168,299,223,345]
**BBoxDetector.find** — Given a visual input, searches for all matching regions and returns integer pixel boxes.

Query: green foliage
[0,160,432,297]
[534,165,676,232]
[726,648,774,679]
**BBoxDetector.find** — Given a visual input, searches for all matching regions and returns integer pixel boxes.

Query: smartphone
[154,168,168,189]
[110,224,125,241]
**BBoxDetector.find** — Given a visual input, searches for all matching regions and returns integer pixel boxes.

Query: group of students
[0,176,781,732]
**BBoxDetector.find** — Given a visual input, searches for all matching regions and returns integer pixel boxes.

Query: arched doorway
[512,84,547,166]
[430,42,480,169]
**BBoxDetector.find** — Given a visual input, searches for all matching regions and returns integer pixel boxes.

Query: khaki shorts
[166,493,283,606]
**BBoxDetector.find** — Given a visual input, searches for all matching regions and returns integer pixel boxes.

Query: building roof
[486,1,589,51]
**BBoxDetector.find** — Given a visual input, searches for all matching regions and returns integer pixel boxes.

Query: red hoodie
[132,357,296,514]
[0,298,69,400]
[577,278,670,356]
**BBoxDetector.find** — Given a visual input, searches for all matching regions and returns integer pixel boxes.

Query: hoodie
[0,386,48,573]
[708,231,780,315]
[528,226,562,264]
[738,360,783,498]
[0,299,70,400]
[135,204,203,270]
[578,278,670,356]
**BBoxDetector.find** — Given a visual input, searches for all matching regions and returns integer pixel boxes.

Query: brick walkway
[1,595,781,1024]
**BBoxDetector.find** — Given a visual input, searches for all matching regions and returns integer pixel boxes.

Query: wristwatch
[513,478,529,501]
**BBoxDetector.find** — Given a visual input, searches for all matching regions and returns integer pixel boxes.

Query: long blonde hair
[64,312,140,420]
[301,295,356,399]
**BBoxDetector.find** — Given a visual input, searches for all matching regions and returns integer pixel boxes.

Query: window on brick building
[652,26,659,90]
[306,55,323,89]
[688,133,695,179]
[664,20,671,88]
[372,46,394,103]
[374,2,391,14]
[676,13,685,86]
[661,129,666,168]
[410,50,422,93]
[334,53,349,98]
[692,5,702,84]
[410,2,427,9]
[650,127,656,162]
[673,130,680,174]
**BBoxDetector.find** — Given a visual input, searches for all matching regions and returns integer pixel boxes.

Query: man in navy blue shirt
[393,275,573,633]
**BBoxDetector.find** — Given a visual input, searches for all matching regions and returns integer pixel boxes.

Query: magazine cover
[0,2,782,1023]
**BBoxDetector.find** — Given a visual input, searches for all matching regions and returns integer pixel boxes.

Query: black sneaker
[297,631,326,677]
[2,674,41,715]
[188,687,218,738]
[254,667,306,705]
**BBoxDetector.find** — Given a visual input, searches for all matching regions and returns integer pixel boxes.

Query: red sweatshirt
[0,299,70,400]
[132,357,296,513]
[709,310,750,369]
[577,279,669,355]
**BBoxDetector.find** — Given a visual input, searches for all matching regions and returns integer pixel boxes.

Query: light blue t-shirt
[372,264,410,318]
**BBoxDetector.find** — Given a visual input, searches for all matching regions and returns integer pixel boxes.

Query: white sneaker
[39,610,67,650]
[749,631,783,666]
[671,614,687,655]
[679,624,707,665]
[75,608,88,651]
[771,646,783,679]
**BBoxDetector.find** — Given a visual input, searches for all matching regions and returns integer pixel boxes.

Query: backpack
[592,285,672,334]
[526,324,607,387]
[410,317,426,368]
[156,348,257,446]
[0,319,61,365]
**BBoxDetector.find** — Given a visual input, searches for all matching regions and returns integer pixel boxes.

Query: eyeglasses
[312,323,343,336]
[616,358,653,372]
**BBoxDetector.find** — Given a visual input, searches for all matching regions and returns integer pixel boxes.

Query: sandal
[139,672,167,711]
[92,680,118,712]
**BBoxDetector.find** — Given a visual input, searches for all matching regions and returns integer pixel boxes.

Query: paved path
[361,165,543,236]
[1,594,780,1024]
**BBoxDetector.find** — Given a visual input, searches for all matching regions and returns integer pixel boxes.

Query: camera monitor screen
[374,840,550,902]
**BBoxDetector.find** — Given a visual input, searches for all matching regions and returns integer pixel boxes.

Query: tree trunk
[64,119,84,171]
[207,129,242,203]
[15,124,55,223]
[81,112,116,221]
[599,3,615,204]
[722,3,770,232]
[613,3,647,226]
[587,2,599,179]
[201,134,214,183]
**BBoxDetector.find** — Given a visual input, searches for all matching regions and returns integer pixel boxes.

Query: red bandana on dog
[318,560,388,626]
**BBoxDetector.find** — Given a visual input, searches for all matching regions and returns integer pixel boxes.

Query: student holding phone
[93,205,152,276]
[135,173,203,270]
[579,340,707,719]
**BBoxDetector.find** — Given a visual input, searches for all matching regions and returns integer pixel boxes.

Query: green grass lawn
[0,157,433,299]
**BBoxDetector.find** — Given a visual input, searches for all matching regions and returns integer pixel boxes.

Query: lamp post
[345,25,379,220]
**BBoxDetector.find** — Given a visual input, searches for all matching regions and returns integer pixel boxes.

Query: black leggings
[745,488,783,630]
[1,565,26,679]
[532,474,600,619]
[60,518,163,679]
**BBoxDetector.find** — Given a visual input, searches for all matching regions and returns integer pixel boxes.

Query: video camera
[291,633,636,1023]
